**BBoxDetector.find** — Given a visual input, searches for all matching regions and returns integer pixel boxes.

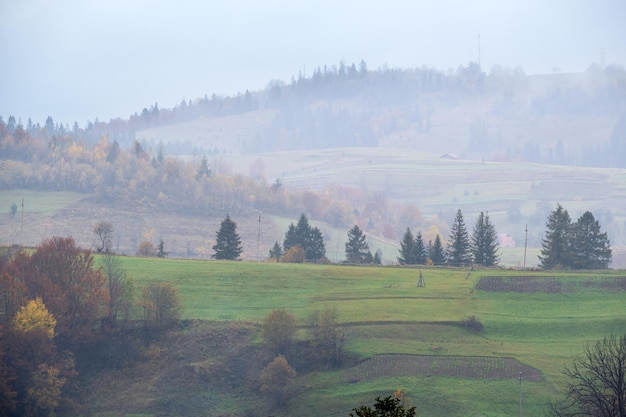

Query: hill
[68,258,626,417]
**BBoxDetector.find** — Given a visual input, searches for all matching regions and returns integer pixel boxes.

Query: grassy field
[100,256,626,417]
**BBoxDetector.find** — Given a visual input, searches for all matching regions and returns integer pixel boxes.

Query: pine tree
[571,211,612,269]
[414,231,427,264]
[269,241,284,262]
[345,225,370,264]
[212,215,243,260]
[429,235,446,265]
[446,209,472,266]
[471,211,500,267]
[282,214,325,262]
[307,226,326,261]
[398,228,415,265]
[539,203,572,269]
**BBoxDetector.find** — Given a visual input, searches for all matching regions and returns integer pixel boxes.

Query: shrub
[281,246,305,263]
[461,315,484,332]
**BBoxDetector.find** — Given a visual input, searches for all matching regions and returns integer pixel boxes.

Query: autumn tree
[261,309,297,355]
[345,225,371,264]
[100,252,134,326]
[140,282,183,328]
[27,237,106,337]
[212,215,243,260]
[136,240,156,257]
[93,221,114,253]
[350,396,416,417]
[309,307,345,368]
[471,211,500,267]
[0,327,17,417]
[550,334,626,417]
[446,209,472,266]
[259,354,296,405]
[13,298,56,340]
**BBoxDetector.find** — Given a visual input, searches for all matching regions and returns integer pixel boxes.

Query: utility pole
[519,372,523,417]
[523,224,528,269]
[256,214,261,262]
[19,198,24,247]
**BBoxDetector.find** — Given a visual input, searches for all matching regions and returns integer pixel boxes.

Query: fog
[1,0,625,126]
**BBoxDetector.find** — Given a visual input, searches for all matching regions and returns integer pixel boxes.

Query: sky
[1,0,625,127]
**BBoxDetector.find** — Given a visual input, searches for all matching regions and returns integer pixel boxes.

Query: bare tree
[101,252,134,326]
[93,221,114,253]
[550,334,626,417]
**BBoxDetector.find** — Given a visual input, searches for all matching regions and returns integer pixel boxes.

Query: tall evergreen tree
[212,215,243,260]
[307,226,326,261]
[571,211,612,269]
[282,214,326,262]
[414,231,427,264]
[446,209,472,266]
[539,203,572,269]
[471,211,500,267]
[345,225,370,264]
[283,224,299,251]
[429,235,446,265]
[398,228,415,265]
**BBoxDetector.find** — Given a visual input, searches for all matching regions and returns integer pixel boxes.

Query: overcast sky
[1,0,625,127]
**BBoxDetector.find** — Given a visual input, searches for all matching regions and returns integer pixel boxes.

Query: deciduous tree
[140,282,183,328]
[261,309,297,355]
[259,355,296,405]
[212,215,243,260]
[28,237,106,337]
[550,334,626,417]
[310,307,345,368]
[93,221,114,253]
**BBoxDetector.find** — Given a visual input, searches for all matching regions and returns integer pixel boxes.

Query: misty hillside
[129,62,626,167]
[2,62,626,266]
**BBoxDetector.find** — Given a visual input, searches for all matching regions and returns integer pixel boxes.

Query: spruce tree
[212,214,243,260]
[571,211,612,269]
[398,228,415,265]
[414,231,427,264]
[471,211,500,267]
[345,225,370,264]
[269,241,284,262]
[446,209,472,266]
[429,235,446,265]
[539,203,572,269]
[283,214,326,262]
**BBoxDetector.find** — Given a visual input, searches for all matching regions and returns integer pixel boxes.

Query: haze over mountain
[1,0,625,126]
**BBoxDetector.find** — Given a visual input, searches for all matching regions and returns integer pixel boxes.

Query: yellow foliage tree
[26,364,65,417]
[13,298,56,339]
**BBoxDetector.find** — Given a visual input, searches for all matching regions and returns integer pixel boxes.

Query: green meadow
[108,256,626,417]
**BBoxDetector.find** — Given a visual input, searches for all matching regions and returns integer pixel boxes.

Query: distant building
[497,233,516,247]
[440,153,461,160]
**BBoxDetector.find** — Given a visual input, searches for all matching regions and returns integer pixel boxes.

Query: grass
[99,256,626,417]
[0,189,87,216]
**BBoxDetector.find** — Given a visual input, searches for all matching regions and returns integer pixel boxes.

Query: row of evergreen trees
[398,210,499,267]
[212,205,611,270]
[539,204,612,269]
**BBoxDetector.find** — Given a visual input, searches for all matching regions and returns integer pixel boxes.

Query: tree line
[213,204,611,270]
[0,236,183,417]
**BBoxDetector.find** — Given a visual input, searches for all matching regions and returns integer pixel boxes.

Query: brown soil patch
[344,354,542,383]
[475,276,626,293]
